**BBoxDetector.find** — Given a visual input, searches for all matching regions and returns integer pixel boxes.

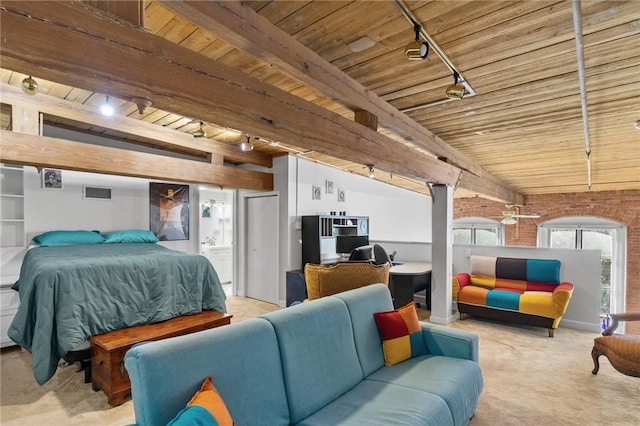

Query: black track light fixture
[405,23,429,60]
[445,71,466,99]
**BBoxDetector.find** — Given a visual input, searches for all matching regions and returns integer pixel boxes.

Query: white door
[245,194,279,304]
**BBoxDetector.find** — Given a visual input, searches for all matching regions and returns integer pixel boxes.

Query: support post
[430,184,454,324]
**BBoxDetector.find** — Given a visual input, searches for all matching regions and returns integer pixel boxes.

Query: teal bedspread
[8,243,227,385]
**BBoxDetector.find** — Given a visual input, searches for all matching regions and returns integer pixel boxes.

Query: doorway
[198,187,234,296]
[245,193,279,304]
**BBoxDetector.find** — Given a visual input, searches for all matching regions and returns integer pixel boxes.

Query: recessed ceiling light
[347,36,376,53]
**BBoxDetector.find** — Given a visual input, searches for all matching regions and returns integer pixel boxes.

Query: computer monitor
[335,235,369,256]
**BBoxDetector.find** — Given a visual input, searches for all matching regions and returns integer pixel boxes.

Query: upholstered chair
[591,312,640,377]
[303,262,390,301]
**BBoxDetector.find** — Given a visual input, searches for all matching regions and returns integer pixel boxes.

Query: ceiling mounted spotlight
[405,23,429,60]
[445,71,466,99]
[366,164,375,179]
[240,135,254,152]
[99,96,114,116]
[192,121,206,138]
[21,76,38,95]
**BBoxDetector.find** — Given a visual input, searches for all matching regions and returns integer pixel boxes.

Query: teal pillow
[103,230,159,244]
[33,230,105,247]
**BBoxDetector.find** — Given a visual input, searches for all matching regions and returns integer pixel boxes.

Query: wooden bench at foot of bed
[90,310,232,407]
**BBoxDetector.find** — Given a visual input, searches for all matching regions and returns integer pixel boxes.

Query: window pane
[550,230,575,248]
[582,230,613,257]
[453,229,471,244]
[476,228,498,246]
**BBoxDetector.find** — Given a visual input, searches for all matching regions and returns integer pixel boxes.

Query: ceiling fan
[498,206,540,225]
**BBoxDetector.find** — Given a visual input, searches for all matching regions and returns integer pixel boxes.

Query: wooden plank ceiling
[1,0,638,199]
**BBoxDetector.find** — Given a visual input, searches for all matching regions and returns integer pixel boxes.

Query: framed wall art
[42,168,63,189]
[149,183,190,241]
[312,185,322,200]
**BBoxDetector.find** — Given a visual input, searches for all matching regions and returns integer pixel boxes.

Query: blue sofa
[125,284,483,425]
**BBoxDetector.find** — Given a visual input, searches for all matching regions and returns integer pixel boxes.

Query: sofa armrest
[452,273,471,300]
[420,323,479,362]
[551,282,574,316]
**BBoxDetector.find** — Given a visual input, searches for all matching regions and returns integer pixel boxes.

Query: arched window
[453,217,504,246]
[538,217,626,318]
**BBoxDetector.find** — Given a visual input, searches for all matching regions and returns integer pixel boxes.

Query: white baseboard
[560,318,600,333]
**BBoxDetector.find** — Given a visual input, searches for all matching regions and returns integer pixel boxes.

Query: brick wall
[454,189,640,334]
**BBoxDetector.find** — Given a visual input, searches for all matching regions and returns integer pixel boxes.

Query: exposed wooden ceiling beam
[0,2,463,189]
[0,130,273,191]
[1,82,273,168]
[160,1,500,181]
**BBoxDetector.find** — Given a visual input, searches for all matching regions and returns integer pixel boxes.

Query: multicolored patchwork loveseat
[453,255,574,337]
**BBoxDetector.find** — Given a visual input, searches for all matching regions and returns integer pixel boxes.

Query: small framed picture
[337,188,346,203]
[325,180,334,194]
[312,185,322,200]
[42,168,63,189]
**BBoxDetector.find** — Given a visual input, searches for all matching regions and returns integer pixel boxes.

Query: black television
[335,235,370,256]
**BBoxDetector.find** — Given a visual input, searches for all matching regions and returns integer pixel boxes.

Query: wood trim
[0,2,461,188]
[0,130,273,191]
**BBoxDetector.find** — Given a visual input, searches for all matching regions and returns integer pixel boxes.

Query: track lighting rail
[394,0,477,111]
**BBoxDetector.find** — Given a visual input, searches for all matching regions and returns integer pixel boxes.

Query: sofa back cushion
[470,255,561,290]
[333,283,394,376]
[125,318,290,426]
[261,297,363,424]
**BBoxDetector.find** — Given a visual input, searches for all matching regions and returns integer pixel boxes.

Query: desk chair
[373,244,392,265]
[304,262,390,301]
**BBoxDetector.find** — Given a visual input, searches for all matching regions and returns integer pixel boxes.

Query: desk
[389,262,432,309]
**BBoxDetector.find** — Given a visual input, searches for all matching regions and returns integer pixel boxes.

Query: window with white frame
[453,217,504,246]
[538,217,626,317]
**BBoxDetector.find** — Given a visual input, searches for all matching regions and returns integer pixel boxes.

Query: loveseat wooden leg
[459,313,466,320]
[548,328,554,338]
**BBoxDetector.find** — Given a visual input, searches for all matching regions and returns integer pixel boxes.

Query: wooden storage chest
[90,310,232,406]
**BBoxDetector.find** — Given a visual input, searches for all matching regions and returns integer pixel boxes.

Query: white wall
[23,166,197,253]
[295,158,432,242]
[452,245,601,332]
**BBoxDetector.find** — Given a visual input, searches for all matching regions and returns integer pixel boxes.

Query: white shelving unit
[0,164,25,347]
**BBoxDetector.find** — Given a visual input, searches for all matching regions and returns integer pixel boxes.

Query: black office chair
[349,245,372,261]
[373,244,392,266]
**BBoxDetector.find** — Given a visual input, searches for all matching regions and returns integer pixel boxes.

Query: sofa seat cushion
[295,379,454,426]
[459,286,557,319]
[367,354,482,426]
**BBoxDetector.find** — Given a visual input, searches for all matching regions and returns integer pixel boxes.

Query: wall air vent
[83,186,112,200]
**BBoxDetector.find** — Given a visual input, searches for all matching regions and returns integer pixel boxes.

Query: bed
[8,239,227,385]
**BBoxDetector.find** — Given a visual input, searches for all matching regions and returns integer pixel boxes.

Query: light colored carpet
[2,296,639,425]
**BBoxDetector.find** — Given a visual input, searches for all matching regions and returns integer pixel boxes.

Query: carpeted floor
[2,296,639,425]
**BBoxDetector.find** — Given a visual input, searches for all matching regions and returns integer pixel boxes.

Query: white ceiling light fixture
[99,96,114,117]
